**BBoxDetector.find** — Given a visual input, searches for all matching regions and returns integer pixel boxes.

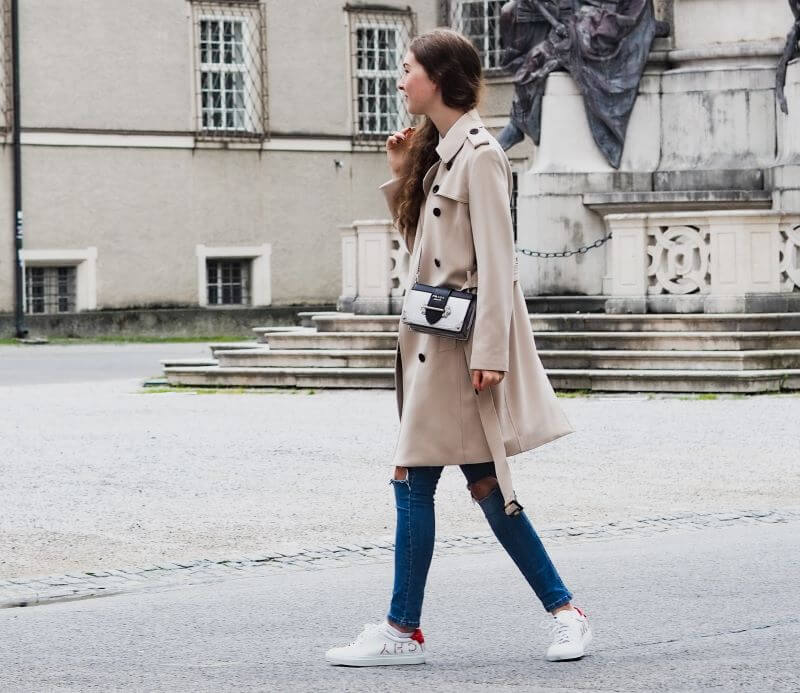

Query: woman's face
[398,50,438,115]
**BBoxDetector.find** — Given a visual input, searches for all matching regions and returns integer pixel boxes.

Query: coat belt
[460,343,523,517]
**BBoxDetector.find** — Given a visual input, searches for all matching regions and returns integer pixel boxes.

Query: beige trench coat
[379,108,574,515]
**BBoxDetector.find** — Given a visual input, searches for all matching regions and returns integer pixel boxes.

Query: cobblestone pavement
[3,507,797,609]
[3,373,800,581]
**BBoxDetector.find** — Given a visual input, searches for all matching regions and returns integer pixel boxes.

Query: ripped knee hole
[469,475,499,501]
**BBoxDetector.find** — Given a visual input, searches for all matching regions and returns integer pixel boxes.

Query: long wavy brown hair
[395,29,484,236]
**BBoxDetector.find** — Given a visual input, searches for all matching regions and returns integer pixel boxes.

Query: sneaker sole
[325,654,426,667]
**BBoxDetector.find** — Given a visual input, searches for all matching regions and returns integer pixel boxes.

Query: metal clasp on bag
[420,304,451,318]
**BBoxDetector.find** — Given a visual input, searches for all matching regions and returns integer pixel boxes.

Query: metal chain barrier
[516,232,613,259]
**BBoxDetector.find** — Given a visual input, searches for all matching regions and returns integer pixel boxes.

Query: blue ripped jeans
[387,462,573,628]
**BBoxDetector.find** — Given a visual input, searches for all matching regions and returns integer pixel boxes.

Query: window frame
[190,1,268,142]
[195,244,272,307]
[346,5,416,145]
[352,21,406,138]
[206,257,251,306]
[19,248,98,313]
[450,0,506,73]
[24,265,78,315]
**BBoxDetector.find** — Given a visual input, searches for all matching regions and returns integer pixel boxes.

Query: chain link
[516,232,612,259]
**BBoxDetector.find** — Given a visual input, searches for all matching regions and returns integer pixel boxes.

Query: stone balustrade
[338,219,409,315]
[605,210,800,313]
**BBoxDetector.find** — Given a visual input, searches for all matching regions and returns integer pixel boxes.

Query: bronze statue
[497,0,666,169]
[777,0,800,115]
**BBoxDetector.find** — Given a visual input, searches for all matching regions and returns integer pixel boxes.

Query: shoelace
[538,616,578,645]
[348,622,382,647]
[551,620,575,645]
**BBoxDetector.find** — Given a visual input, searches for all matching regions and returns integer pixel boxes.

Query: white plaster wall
[266,0,439,137]
[660,66,778,171]
[0,144,395,312]
[1,0,446,313]
[673,0,792,50]
[23,0,193,131]
[532,72,662,174]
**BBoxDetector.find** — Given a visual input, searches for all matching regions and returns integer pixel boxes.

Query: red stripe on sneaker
[411,629,425,644]
[573,606,586,618]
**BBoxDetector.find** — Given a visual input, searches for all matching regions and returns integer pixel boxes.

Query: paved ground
[1,343,799,582]
[0,342,213,385]
[2,519,797,692]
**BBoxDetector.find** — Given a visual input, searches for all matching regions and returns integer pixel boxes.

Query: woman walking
[326,28,591,667]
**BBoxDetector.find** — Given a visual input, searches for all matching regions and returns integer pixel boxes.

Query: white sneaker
[325,621,426,667]
[543,606,592,661]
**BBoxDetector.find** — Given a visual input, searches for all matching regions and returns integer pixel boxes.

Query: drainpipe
[11,0,27,338]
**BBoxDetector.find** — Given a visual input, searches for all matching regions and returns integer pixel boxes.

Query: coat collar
[435,108,482,164]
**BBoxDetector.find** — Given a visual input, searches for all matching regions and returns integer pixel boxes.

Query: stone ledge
[584,189,772,214]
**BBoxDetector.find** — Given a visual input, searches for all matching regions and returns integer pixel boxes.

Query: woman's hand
[471,369,505,392]
[385,126,415,178]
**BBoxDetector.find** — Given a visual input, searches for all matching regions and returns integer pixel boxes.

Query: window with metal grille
[347,6,415,142]
[191,1,267,140]
[206,259,251,305]
[451,0,505,71]
[25,266,77,314]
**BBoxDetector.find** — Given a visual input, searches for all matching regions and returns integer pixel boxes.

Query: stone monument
[513,0,800,313]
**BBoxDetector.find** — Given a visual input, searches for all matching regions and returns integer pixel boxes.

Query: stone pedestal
[338,219,408,315]
[513,0,798,310]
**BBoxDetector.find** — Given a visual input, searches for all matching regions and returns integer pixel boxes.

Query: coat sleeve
[379,178,415,255]
[467,146,514,373]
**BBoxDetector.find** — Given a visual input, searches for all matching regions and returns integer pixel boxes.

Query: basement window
[25,266,77,314]
[206,258,251,305]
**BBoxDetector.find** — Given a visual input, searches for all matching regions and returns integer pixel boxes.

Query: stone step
[311,315,399,333]
[538,349,800,371]
[163,365,394,389]
[264,330,800,351]
[160,357,219,368]
[525,296,608,313]
[251,326,317,343]
[162,364,800,393]
[306,312,800,334]
[546,369,800,394]
[214,347,800,371]
[528,313,800,333]
[533,331,800,351]
[265,332,400,350]
[296,311,341,328]
[216,348,394,369]
[208,341,261,356]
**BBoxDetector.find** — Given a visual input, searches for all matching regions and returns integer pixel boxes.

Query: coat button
[433,207,441,216]
[434,258,441,267]
[469,128,479,134]
[445,161,452,170]
[418,353,426,362]
[432,185,439,193]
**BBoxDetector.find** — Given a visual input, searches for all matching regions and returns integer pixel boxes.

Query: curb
[3,507,799,609]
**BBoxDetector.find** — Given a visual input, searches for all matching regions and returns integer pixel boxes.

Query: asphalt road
[0,343,213,385]
[1,520,797,692]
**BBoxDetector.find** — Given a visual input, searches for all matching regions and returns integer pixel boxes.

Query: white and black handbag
[400,214,477,340]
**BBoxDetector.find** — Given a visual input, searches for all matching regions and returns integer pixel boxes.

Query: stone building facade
[0,0,530,324]
[2,0,799,328]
